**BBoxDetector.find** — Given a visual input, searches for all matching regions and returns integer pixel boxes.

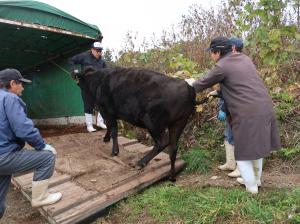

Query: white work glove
[42,144,57,155]
[185,78,196,86]
[71,69,79,79]
[207,90,219,98]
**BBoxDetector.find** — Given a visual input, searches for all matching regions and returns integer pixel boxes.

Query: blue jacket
[0,88,45,154]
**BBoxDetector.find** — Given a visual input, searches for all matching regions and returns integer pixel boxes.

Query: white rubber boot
[236,160,258,194]
[253,158,263,186]
[237,158,263,186]
[85,113,96,132]
[228,167,241,177]
[96,112,107,129]
[31,179,62,207]
[218,141,236,171]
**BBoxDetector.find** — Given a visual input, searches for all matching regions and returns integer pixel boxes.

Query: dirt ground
[1,125,299,224]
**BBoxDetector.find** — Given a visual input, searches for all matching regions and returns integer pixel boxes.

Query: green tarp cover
[0,0,102,71]
[0,0,101,37]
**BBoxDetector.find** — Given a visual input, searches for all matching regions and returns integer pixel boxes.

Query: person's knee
[34,151,56,181]
[46,152,56,167]
[41,151,56,169]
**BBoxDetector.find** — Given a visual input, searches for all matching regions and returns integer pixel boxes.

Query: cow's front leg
[137,131,169,169]
[110,119,119,156]
[103,130,111,142]
[102,114,111,142]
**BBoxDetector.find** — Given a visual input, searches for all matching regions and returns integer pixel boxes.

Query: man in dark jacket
[69,42,107,132]
[0,69,62,218]
[186,37,281,194]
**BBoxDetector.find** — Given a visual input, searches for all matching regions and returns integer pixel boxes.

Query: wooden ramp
[12,131,185,224]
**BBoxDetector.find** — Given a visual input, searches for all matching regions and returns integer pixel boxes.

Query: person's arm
[192,65,225,92]
[69,53,84,72]
[69,53,88,79]
[4,95,45,150]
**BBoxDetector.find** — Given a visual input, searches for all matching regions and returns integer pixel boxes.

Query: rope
[50,60,70,75]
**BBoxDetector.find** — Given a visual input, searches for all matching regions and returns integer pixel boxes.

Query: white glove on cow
[42,144,57,155]
[185,78,196,86]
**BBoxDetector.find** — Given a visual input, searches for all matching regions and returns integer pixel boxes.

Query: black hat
[0,69,31,83]
[205,36,230,52]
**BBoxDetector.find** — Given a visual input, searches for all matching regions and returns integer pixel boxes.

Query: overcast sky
[38,0,221,52]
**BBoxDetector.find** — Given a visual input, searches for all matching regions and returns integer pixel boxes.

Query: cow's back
[96,67,195,128]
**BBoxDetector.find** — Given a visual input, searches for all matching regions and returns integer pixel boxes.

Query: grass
[107,90,300,224]
[181,147,214,174]
[113,184,300,224]
[180,121,226,174]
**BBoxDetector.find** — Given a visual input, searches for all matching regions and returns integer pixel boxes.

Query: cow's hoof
[103,136,110,142]
[137,161,146,170]
[111,151,119,156]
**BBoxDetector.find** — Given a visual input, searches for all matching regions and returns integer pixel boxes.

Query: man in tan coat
[186,36,281,194]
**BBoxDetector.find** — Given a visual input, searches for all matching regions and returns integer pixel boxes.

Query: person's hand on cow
[71,69,79,80]
[185,78,196,86]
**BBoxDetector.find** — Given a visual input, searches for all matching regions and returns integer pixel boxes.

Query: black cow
[79,67,199,181]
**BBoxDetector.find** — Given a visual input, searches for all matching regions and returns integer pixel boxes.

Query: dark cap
[229,37,243,49]
[205,36,230,52]
[0,69,31,83]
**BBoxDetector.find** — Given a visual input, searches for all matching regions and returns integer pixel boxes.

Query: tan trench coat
[193,52,281,160]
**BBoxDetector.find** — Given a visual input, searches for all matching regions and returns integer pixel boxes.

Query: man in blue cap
[229,37,243,53]
[0,69,62,218]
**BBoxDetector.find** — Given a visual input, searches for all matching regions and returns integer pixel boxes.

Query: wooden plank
[13,172,34,188]
[124,143,152,153]
[89,158,171,194]
[12,171,71,193]
[42,182,98,217]
[117,136,138,146]
[12,132,186,224]
[25,174,72,193]
[54,160,185,224]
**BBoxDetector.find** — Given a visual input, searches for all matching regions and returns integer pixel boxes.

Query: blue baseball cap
[229,38,243,49]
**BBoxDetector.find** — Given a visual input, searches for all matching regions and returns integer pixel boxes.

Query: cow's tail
[187,86,209,105]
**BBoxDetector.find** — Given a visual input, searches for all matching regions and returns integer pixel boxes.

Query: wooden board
[12,131,185,224]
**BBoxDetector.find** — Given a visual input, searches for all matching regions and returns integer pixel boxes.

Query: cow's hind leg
[137,130,169,168]
[168,118,189,182]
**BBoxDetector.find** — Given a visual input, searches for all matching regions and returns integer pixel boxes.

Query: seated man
[0,69,62,218]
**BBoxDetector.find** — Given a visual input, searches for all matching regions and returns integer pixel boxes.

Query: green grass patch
[181,148,213,174]
[277,146,300,160]
[117,184,300,224]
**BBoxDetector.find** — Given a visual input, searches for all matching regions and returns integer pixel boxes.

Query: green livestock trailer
[0,0,102,124]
